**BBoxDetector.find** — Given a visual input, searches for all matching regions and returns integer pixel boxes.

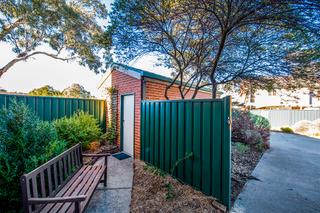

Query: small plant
[100,126,117,144]
[143,163,166,177]
[106,86,117,95]
[280,126,294,134]
[235,142,250,153]
[256,142,265,152]
[164,182,175,200]
[249,113,271,130]
[170,152,193,175]
[54,111,102,149]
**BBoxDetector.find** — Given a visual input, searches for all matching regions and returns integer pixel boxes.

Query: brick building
[98,63,211,158]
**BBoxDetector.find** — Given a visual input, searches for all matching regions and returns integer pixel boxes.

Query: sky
[0,0,171,98]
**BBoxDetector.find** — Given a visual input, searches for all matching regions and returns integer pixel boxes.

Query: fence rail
[250,109,320,128]
[0,94,106,131]
[140,97,231,208]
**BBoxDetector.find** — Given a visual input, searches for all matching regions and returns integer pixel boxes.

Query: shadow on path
[232,132,320,213]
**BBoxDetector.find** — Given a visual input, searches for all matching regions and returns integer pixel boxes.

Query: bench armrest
[28,195,86,204]
[82,153,110,157]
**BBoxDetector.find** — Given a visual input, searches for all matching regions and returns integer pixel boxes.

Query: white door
[122,95,134,156]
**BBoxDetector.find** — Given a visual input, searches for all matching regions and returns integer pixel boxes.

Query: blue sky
[0,0,171,98]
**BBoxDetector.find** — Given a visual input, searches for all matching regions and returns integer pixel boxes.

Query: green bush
[54,111,102,149]
[280,126,294,134]
[234,142,250,153]
[100,125,116,144]
[249,113,271,130]
[0,100,67,212]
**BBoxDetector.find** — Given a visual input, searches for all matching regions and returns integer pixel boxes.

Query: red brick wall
[144,79,211,100]
[111,70,142,159]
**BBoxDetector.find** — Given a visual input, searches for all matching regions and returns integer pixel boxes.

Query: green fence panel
[0,94,106,132]
[141,97,231,208]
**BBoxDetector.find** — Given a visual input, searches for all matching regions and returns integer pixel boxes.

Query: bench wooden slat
[53,163,58,191]
[58,160,63,184]
[63,157,68,178]
[32,177,38,198]
[40,166,90,213]
[40,172,46,197]
[62,166,105,213]
[49,166,102,213]
[47,167,53,194]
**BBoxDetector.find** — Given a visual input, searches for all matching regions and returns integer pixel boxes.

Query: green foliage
[0,0,111,75]
[234,142,249,154]
[280,126,294,134]
[232,110,270,149]
[100,126,117,144]
[170,152,193,176]
[106,86,118,95]
[62,83,93,98]
[0,100,67,211]
[249,113,271,130]
[28,85,62,97]
[143,163,166,177]
[164,182,175,200]
[54,111,102,149]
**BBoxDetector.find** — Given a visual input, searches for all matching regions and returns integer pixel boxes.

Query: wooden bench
[20,144,110,213]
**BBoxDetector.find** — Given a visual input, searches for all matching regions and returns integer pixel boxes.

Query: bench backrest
[21,144,83,213]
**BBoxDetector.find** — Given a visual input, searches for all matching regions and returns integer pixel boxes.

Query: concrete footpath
[232,132,320,213]
[85,156,133,213]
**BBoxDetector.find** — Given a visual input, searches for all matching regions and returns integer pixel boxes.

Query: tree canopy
[62,83,93,98]
[28,85,62,96]
[28,84,93,98]
[0,0,112,77]
[109,0,320,98]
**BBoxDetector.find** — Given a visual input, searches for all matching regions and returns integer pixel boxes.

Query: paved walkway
[85,155,133,213]
[232,132,320,213]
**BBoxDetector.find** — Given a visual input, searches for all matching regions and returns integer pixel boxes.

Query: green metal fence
[140,96,231,208]
[0,94,106,131]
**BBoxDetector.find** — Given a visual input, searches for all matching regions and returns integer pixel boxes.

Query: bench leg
[75,201,81,213]
[104,156,108,187]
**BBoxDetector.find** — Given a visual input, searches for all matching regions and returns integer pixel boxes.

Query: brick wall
[111,70,142,159]
[144,78,211,100]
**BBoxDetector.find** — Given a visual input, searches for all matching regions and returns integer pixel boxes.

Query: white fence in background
[250,110,320,128]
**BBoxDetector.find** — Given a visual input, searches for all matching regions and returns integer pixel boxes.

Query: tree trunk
[211,83,217,99]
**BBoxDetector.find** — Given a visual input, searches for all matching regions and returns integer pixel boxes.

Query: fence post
[221,96,231,209]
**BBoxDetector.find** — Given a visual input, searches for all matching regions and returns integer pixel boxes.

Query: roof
[98,63,211,93]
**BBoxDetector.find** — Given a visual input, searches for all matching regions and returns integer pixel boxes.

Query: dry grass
[130,160,226,213]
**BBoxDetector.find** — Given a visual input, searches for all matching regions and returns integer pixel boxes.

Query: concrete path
[85,155,133,213]
[232,132,320,213]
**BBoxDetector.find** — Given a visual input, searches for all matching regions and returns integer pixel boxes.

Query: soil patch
[131,160,226,213]
[231,143,263,205]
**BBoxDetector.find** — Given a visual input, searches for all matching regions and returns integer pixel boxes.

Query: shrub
[54,111,102,149]
[100,125,117,145]
[0,100,67,211]
[249,113,271,130]
[280,126,294,134]
[234,142,249,153]
[232,110,270,149]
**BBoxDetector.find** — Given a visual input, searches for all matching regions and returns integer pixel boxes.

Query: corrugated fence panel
[141,97,231,208]
[251,109,320,128]
[0,94,106,131]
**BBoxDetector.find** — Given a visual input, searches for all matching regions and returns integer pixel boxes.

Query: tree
[28,85,62,96]
[62,83,92,98]
[109,0,320,98]
[0,0,112,77]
